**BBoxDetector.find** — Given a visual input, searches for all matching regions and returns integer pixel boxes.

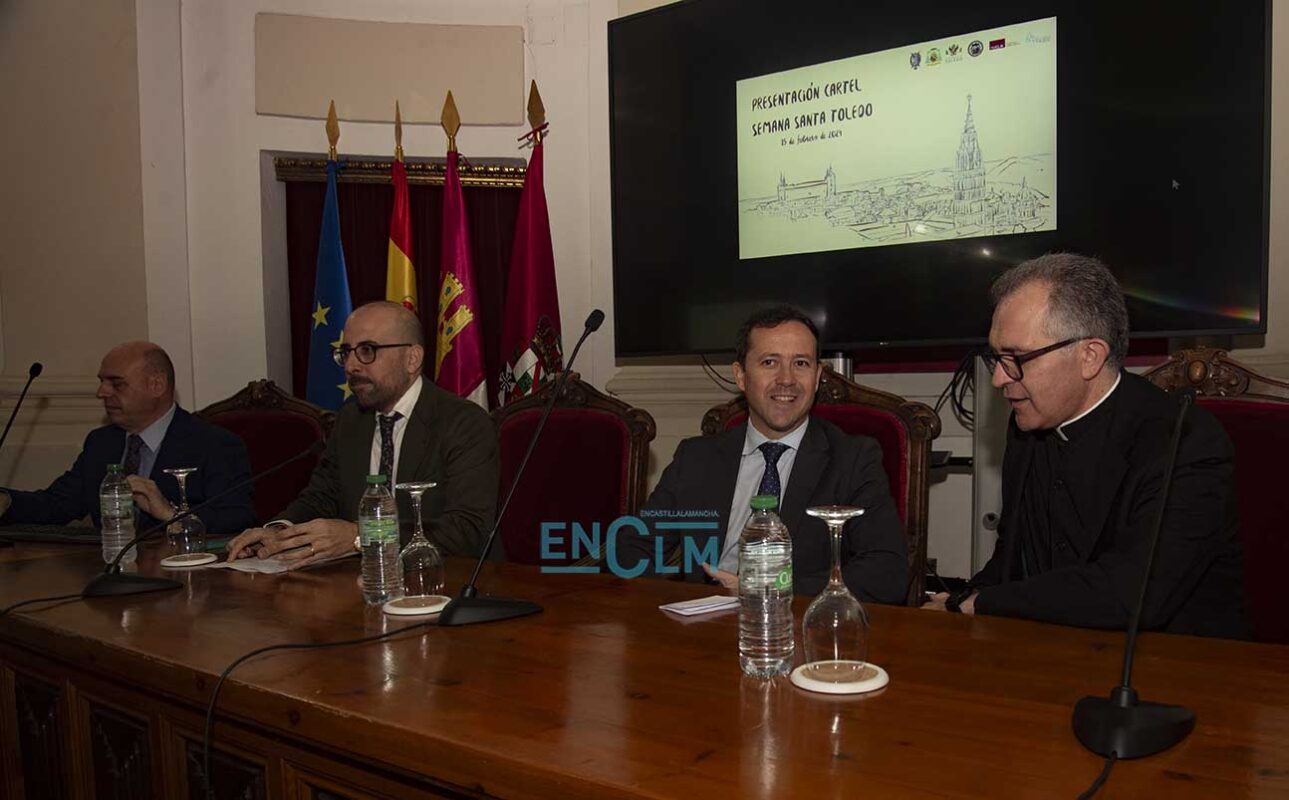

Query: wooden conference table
[1,546,1286,799]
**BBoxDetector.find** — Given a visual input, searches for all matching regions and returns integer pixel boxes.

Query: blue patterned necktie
[378,412,403,482]
[123,434,144,476]
[757,442,790,500]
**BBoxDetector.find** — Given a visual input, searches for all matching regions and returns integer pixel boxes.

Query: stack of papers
[207,557,292,574]
[659,595,740,616]
[205,551,359,574]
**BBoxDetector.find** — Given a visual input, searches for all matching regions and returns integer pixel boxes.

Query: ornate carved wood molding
[273,154,527,189]
[1142,347,1289,403]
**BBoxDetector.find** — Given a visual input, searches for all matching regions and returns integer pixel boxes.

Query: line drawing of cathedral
[952,95,987,228]
[777,165,836,203]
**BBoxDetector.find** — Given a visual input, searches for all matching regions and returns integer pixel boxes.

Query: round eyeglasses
[332,343,414,367]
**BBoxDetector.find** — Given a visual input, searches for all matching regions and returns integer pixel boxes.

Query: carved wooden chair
[492,372,657,566]
[701,365,941,605]
[196,380,335,524]
[1143,347,1289,643]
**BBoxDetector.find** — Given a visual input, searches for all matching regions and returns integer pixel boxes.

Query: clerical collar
[1056,372,1121,442]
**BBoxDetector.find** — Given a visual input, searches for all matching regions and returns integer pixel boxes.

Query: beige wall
[0,0,148,377]
[0,0,148,488]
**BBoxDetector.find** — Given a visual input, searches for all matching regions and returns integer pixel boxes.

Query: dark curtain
[285,179,521,406]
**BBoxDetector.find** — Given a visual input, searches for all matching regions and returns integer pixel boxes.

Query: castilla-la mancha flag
[434,150,488,409]
[498,138,562,405]
[385,158,417,312]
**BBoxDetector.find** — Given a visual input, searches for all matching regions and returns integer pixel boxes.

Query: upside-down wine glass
[385,481,446,614]
[799,505,870,685]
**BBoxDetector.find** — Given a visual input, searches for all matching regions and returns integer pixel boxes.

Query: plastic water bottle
[358,474,403,605]
[738,494,794,677]
[100,463,136,566]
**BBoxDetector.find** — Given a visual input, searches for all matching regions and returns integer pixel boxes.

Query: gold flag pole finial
[325,100,340,160]
[394,100,404,161]
[441,91,461,153]
[527,80,547,143]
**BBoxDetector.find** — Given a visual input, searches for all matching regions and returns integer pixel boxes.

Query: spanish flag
[386,103,417,312]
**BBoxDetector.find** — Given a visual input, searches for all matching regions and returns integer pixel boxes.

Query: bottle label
[100,496,134,520]
[360,517,398,545]
[773,565,793,592]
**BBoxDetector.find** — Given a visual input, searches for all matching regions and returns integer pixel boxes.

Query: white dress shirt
[718,417,811,572]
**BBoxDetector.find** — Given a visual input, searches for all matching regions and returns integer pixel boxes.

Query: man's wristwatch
[946,586,975,613]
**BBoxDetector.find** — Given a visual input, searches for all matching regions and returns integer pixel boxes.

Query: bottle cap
[366,474,388,485]
[750,494,778,511]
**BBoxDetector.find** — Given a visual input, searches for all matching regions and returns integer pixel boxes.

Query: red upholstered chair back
[197,380,335,525]
[701,366,941,605]
[493,373,657,566]
[1144,348,1289,643]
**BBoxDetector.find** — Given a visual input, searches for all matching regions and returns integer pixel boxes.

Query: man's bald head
[341,302,427,412]
[96,341,176,432]
[348,301,424,347]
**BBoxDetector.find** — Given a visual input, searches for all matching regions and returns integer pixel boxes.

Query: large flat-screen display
[609,0,1269,357]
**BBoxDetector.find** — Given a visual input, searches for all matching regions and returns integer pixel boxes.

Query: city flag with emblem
[499,81,563,406]
[434,91,488,409]
[306,101,354,410]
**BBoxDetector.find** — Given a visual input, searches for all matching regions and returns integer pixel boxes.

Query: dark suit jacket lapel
[148,408,193,487]
[339,404,377,513]
[713,425,745,539]
[398,383,439,482]
[780,420,828,540]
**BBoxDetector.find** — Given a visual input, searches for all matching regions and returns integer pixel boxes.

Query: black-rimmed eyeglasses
[981,338,1082,381]
[332,343,414,367]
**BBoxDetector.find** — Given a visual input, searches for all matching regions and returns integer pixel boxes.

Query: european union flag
[305,160,354,410]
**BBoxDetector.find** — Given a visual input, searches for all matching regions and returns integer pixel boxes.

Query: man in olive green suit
[225,302,499,569]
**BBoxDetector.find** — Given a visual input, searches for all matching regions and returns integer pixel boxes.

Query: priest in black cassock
[927,254,1249,639]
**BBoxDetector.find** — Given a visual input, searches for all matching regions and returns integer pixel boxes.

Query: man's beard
[350,378,399,410]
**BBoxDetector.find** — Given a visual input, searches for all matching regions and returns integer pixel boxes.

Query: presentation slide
[736,17,1057,260]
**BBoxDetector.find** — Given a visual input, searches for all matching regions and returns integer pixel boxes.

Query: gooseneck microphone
[0,362,44,454]
[0,363,43,549]
[83,440,326,598]
[438,308,605,626]
[1072,389,1197,760]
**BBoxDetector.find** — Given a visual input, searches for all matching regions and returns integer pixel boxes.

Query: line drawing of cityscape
[740,95,1053,248]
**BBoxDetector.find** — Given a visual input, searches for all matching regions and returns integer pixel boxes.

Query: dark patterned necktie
[378,412,403,482]
[123,434,144,476]
[757,442,790,500]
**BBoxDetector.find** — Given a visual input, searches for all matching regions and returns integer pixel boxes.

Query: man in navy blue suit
[0,342,255,535]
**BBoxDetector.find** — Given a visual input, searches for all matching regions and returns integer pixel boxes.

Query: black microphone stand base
[83,572,183,598]
[438,596,542,627]
[1073,687,1195,759]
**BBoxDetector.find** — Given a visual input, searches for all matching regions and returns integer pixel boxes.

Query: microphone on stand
[438,308,605,626]
[83,440,326,598]
[1072,389,1197,759]
[0,363,44,549]
[0,362,43,453]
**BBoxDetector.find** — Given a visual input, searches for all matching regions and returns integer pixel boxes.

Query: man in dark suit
[927,254,1248,638]
[0,342,255,535]
[612,306,908,603]
[225,301,498,569]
